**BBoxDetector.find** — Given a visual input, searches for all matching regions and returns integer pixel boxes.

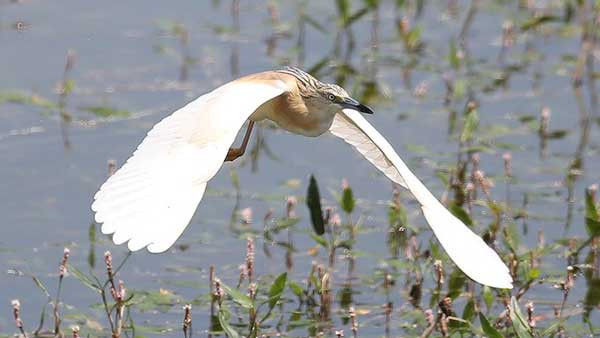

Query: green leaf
[388,202,407,227]
[268,272,287,309]
[364,0,379,9]
[585,217,600,236]
[218,308,240,338]
[303,15,326,33]
[509,296,533,338]
[487,199,504,217]
[341,187,355,213]
[336,0,350,23]
[479,312,503,338]
[0,90,57,111]
[306,175,325,235]
[310,233,329,249]
[337,286,353,310]
[584,278,600,321]
[271,217,300,232]
[500,220,519,254]
[209,314,222,333]
[447,268,466,299]
[67,264,101,292]
[448,39,460,70]
[405,27,422,50]
[81,106,130,118]
[309,275,320,291]
[220,282,254,309]
[527,267,540,281]
[132,289,180,312]
[520,15,560,31]
[539,318,566,337]
[31,276,51,299]
[88,222,96,269]
[450,204,473,226]
[482,285,494,310]
[547,130,568,139]
[462,299,475,321]
[288,280,304,298]
[335,239,355,250]
[460,108,479,143]
[345,8,369,27]
[447,316,469,330]
[287,318,315,330]
[62,79,75,95]
[585,187,600,236]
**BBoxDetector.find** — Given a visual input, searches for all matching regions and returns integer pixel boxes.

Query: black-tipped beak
[340,97,374,114]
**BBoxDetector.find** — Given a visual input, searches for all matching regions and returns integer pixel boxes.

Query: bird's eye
[328,94,336,101]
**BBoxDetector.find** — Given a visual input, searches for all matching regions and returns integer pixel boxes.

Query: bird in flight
[92,67,512,289]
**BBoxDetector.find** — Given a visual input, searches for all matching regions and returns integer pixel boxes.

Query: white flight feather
[92,80,286,253]
[330,109,513,289]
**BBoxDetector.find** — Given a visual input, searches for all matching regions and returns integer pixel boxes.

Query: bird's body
[92,67,513,289]
[245,69,342,136]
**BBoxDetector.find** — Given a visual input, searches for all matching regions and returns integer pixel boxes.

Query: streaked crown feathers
[277,67,349,98]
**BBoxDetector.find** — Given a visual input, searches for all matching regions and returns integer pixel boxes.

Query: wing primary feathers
[92,80,286,253]
[330,109,513,289]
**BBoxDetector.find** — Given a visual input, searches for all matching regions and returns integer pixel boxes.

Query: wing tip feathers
[99,221,171,254]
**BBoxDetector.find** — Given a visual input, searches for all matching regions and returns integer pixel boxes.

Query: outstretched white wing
[330,109,513,289]
[92,79,287,253]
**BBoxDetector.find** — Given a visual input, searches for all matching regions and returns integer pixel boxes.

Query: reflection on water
[1,0,599,336]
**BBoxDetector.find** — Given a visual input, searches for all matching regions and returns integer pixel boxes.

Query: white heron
[92,67,513,289]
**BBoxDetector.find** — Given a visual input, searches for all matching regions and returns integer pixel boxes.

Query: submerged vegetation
[1,0,600,337]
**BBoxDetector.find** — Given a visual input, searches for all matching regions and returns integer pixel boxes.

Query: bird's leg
[225,120,254,162]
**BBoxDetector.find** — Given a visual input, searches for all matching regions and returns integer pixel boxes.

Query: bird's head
[316,84,374,115]
[278,67,374,115]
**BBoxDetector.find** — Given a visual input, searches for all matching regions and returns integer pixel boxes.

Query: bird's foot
[225,148,244,162]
